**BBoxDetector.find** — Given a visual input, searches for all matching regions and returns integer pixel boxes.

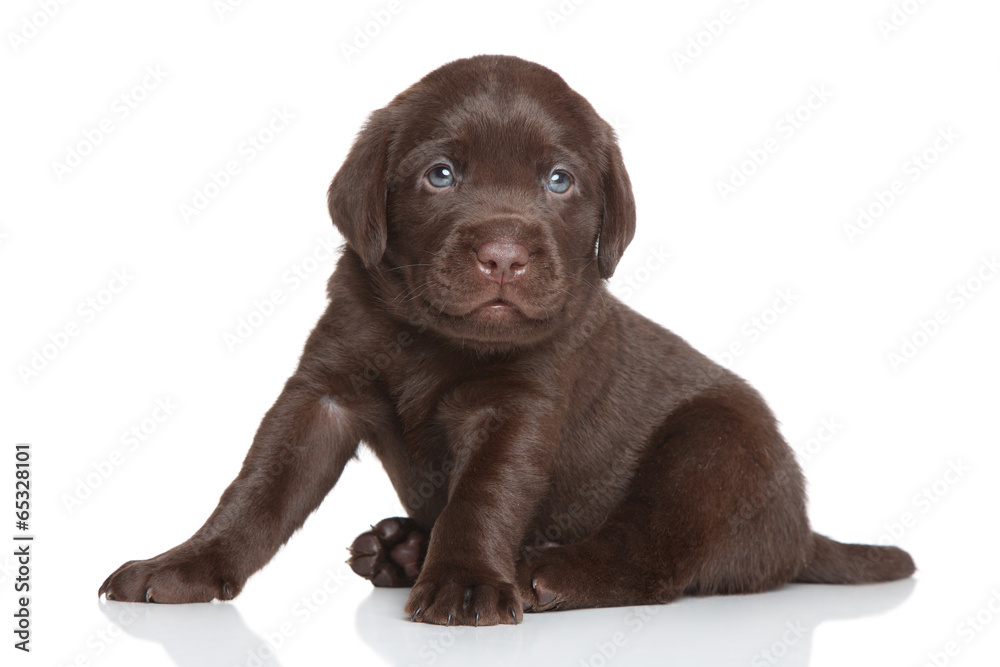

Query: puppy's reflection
[98,600,282,667]
[356,579,916,667]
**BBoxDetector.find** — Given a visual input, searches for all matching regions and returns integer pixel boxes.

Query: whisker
[384,263,433,272]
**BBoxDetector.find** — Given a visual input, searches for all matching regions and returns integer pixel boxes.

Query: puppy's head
[328,55,635,347]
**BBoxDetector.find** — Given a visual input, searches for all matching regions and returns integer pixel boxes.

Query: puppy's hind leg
[518,385,811,612]
[348,517,428,587]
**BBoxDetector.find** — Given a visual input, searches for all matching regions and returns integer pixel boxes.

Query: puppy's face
[329,56,635,347]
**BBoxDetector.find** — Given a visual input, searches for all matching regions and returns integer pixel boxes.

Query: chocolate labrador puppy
[100,55,915,625]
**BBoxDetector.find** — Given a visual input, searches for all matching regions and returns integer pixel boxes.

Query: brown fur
[99,55,915,625]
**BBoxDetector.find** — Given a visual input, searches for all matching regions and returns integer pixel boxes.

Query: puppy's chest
[383,353,514,456]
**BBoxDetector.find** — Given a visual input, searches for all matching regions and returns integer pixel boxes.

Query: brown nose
[475,241,530,284]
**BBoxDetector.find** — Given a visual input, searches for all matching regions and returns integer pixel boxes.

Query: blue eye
[426,165,455,188]
[547,170,572,194]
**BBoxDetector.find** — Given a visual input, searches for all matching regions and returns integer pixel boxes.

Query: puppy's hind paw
[348,517,427,587]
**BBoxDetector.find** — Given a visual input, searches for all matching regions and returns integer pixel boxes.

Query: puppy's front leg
[405,395,559,626]
[99,376,363,603]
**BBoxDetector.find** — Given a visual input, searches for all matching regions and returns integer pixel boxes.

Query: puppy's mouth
[465,298,525,323]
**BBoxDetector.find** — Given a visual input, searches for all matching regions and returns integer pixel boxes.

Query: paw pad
[348,517,427,587]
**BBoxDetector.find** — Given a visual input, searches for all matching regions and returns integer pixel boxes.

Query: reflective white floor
[96,579,920,667]
[73,510,1000,667]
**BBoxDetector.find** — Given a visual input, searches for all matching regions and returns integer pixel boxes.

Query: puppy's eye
[426,165,456,188]
[547,170,572,194]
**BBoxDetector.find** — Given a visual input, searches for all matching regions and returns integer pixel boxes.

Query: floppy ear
[597,139,637,279]
[327,109,391,268]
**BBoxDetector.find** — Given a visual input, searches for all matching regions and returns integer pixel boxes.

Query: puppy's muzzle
[475,241,531,285]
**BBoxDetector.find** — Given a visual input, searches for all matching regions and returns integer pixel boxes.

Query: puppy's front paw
[99,545,242,604]
[404,566,522,626]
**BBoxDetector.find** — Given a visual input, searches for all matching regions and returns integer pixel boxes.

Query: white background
[2,0,999,665]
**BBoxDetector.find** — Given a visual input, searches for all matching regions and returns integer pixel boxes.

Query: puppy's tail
[792,532,915,584]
